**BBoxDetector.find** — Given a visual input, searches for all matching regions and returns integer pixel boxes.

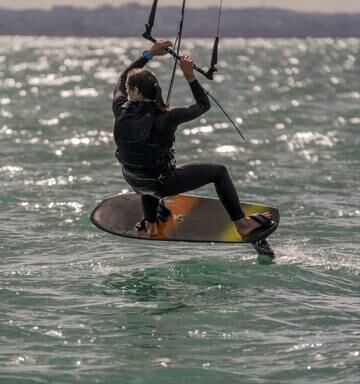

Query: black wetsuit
[113,56,245,223]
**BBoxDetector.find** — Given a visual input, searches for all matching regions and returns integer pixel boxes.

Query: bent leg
[161,163,245,221]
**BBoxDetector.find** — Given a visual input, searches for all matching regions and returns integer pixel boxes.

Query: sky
[1,0,360,13]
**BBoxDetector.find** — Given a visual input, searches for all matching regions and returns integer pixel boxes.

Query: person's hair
[126,69,169,112]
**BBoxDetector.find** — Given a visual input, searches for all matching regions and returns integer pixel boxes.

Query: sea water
[0,37,359,383]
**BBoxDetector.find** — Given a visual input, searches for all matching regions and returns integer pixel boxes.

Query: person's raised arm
[166,56,211,126]
[112,40,172,115]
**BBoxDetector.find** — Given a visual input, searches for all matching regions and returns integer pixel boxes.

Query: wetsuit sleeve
[112,56,149,117]
[165,79,211,126]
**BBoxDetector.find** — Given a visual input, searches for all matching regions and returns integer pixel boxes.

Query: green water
[0,37,359,383]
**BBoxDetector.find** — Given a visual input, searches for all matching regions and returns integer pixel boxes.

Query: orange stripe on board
[155,195,199,240]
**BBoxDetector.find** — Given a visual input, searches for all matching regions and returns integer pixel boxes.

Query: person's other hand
[179,55,196,82]
[149,40,173,56]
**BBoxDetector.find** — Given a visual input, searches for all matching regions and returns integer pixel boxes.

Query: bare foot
[145,220,158,237]
[235,212,273,237]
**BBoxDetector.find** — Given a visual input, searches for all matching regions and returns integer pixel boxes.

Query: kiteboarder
[113,40,273,237]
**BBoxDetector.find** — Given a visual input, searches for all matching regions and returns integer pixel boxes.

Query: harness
[114,102,174,171]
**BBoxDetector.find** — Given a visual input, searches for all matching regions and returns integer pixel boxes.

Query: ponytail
[154,83,169,112]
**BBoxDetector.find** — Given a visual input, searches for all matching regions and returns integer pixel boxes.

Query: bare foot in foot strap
[236,212,274,237]
[135,219,158,237]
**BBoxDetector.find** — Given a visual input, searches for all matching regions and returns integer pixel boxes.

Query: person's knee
[215,164,229,180]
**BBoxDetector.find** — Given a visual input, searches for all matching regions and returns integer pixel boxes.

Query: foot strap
[157,200,171,222]
[250,214,274,229]
[243,213,278,243]
[136,201,172,231]
[135,219,146,231]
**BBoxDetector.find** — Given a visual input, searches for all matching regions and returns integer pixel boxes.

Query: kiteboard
[91,193,279,257]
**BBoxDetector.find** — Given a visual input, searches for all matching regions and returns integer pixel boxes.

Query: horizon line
[0,3,359,15]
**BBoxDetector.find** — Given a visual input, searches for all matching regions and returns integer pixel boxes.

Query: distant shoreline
[1,4,359,14]
[1,5,360,38]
